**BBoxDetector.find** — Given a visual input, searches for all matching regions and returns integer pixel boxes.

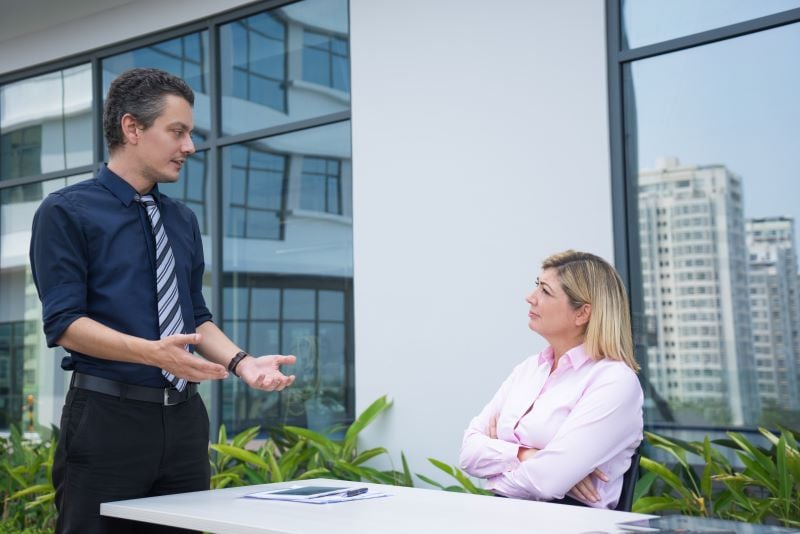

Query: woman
[459,250,643,509]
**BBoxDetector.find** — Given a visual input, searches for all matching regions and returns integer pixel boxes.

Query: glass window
[622,0,800,49]
[219,0,350,136]
[102,31,210,148]
[624,23,800,428]
[221,121,353,434]
[301,157,341,214]
[303,31,350,92]
[159,150,209,235]
[0,64,93,180]
[0,0,351,440]
[0,174,91,431]
[222,143,286,240]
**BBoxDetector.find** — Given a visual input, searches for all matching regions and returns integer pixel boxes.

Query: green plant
[210,395,413,487]
[634,428,800,528]
[416,459,493,495]
[0,426,57,531]
[1,395,490,532]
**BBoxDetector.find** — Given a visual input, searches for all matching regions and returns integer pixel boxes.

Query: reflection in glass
[0,64,93,180]
[223,144,286,240]
[0,174,90,431]
[625,23,800,428]
[219,0,350,135]
[221,121,353,434]
[102,31,210,148]
[622,0,800,49]
[159,150,209,236]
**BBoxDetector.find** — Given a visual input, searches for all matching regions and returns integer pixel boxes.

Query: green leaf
[295,467,331,480]
[428,458,456,478]
[415,474,446,489]
[9,484,53,500]
[265,447,283,483]
[400,452,414,487]
[343,396,392,457]
[352,447,388,466]
[210,444,269,470]
[733,451,778,494]
[700,437,713,498]
[639,457,696,503]
[774,436,791,519]
[727,432,776,479]
[633,469,657,503]
[283,426,340,459]
[231,426,261,449]
[633,496,686,514]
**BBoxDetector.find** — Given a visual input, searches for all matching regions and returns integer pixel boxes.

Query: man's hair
[103,67,194,154]
[542,250,639,372]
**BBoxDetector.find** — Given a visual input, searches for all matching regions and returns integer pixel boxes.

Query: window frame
[0,0,353,436]
[606,1,800,433]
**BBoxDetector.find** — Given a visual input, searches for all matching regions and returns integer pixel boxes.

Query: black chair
[615,448,641,512]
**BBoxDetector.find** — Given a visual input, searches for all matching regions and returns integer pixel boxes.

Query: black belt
[71,372,198,406]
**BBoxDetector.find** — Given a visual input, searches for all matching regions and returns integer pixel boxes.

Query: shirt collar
[537,343,592,370]
[97,165,161,207]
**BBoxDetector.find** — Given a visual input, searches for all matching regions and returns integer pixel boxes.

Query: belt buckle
[163,388,178,406]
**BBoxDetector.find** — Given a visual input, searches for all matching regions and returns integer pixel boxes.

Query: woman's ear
[574,303,592,327]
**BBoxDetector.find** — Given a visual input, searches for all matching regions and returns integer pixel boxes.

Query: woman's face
[525,268,585,340]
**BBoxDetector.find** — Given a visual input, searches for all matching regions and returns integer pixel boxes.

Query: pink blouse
[458,344,643,509]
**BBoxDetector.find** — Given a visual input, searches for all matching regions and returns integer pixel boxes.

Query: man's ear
[575,303,592,327]
[120,113,140,146]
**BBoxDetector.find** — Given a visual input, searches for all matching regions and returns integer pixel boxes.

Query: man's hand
[235,354,297,391]
[146,333,228,382]
[567,467,608,504]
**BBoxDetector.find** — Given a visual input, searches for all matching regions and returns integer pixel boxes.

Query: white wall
[350,0,614,480]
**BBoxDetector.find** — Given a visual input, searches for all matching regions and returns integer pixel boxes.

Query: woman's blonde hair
[542,250,639,372]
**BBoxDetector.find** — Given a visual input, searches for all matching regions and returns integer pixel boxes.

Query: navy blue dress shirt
[29,165,212,387]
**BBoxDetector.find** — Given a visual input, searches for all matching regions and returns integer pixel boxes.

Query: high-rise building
[746,217,800,410]
[638,157,760,426]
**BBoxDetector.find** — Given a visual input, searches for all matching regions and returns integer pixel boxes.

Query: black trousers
[53,387,210,534]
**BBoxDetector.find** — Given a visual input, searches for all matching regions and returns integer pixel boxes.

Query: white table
[100,479,655,534]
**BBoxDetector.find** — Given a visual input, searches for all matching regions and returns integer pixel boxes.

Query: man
[29,67,296,534]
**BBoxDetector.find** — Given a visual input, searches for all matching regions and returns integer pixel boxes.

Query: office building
[638,157,760,426]
[746,217,800,410]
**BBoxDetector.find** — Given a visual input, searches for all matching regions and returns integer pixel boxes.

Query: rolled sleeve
[29,193,89,347]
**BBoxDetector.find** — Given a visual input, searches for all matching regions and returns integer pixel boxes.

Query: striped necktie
[135,193,188,391]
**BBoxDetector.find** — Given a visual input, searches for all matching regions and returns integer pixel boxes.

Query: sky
[624,2,800,250]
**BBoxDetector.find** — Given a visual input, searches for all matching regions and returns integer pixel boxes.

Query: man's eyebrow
[167,121,193,131]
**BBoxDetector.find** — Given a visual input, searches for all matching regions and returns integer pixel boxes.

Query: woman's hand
[517,446,539,462]
[567,468,608,503]
[487,414,498,439]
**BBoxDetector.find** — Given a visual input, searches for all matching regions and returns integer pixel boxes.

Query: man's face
[135,94,195,185]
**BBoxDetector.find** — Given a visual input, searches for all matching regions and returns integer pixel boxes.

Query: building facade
[746,217,800,410]
[638,157,760,426]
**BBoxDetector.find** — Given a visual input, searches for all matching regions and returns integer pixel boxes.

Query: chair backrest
[615,449,641,512]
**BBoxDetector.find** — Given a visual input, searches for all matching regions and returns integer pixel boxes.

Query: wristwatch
[228,351,251,377]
